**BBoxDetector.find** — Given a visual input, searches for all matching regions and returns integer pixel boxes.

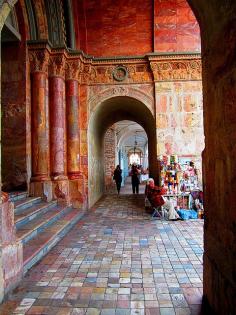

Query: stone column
[65,60,86,209]
[66,61,80,179]
[49,55,69,204]
[29,50,52,201]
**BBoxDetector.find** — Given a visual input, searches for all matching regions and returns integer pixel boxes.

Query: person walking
[113,165,122,194]
[130,164,140,194]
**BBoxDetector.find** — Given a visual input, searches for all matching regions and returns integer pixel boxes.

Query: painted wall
[72,0,200,57]
[155,81,204,156]
[1,42,28,191]
[154,0,201,52]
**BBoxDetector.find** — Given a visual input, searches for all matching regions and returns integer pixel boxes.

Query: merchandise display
[159,155,204,217]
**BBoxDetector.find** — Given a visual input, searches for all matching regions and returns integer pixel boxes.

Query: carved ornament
[49,54,66,77]
[112,66,128,82]
[80,63,152,84]
[65,60,81,81]
[80,64,96,83]
[150,59,202,81]
[29,50,50,73]
[89,85,154,115]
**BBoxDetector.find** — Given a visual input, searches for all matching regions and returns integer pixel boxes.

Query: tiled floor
[0,193,204,315]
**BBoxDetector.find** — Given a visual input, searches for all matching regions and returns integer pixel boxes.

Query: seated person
[145,178,180,220]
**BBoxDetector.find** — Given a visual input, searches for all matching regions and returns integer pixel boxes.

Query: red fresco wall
[72,0,200,57]
[73,0,153,57]
[154,0,201,52]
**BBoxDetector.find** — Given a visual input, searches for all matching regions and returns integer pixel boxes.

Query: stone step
[15,200,57,229]
[23,209,85,274]
[14,196,43,213]
[16,205,71,245]
[9,191,28,202]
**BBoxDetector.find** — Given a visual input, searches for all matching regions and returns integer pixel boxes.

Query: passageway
[0,194,203,315]
[88,96,157,207]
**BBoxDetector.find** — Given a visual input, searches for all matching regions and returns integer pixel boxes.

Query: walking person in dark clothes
[113,165,122,194]
[130,164,140,194]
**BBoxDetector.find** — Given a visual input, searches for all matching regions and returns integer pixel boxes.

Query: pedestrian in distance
[113,165,122,194]
[130,164,140,194]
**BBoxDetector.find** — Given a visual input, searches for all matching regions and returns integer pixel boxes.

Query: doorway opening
[88,96,157,207]
[104,120,149,194]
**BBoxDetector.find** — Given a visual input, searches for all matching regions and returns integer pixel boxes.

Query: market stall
[159,155,204,219]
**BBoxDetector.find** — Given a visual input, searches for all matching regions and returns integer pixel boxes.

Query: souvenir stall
[159,155,204,219]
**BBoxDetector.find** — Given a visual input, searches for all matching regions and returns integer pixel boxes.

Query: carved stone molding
[29,49,50,73]
[150,59,202,81]
[89,85,154,115]
[28,44,202,83]
[49,54,66,77]
[81,63,153,84]
[80,64,96,84]
[65,60,81,81]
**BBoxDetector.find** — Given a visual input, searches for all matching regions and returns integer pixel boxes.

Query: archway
[88,96,157,207]
[103,121,149,192]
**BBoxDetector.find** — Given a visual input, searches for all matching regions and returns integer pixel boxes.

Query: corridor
[1,194,203,315]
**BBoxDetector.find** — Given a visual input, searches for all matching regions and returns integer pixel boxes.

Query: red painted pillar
[66,79,80,179]
[49,55,70,204]
[31,71,50,182]
[29,49,52,200]
[49,75,67,180]
[65,61,87,209]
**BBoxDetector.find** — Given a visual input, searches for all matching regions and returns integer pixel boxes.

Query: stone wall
[194,2,236,314]
[1,41,28,192]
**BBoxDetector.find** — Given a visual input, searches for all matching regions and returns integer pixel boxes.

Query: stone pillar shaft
[31,71,50,181]
[66,79,80,179]
[49,76,67,179]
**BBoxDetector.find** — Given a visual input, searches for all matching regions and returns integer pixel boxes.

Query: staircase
[10,192,85,275]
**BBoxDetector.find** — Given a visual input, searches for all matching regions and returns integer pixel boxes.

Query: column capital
[65,60,81,81]
[29,49,50,73]
[49,54,66,78]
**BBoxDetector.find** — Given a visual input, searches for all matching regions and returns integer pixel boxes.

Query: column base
[30,180,53,202]
[68,172,83,180]
[51,174,68,181]
[0,200,23,302]
[68,177,88,210]
[52,179,70,206]
[30,175,51,182]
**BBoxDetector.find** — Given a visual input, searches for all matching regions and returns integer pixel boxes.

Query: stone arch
[89,85,155,116]
[88,95,157,207]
